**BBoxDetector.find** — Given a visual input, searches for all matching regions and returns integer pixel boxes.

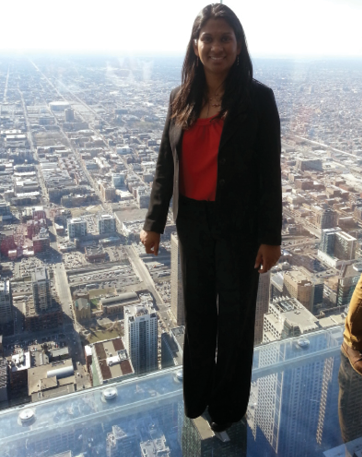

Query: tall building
[249,332,341,457]
[283,270,313,312]
[170,234,185,325]
[98,214,116,234]
[31,268,52,311]
[67,217,87,239]
[263,297,319,343]
[337,263,361,307]
[254,270,270,344]
[319,228,357,266]
[112,172,126,189]
[181,414,247,456]
[161,326,184,369]
[100,182,116,202]
[64,108,75,122]
[0,279,13,324]
[124,302,158,374]
[0,357,8,404]
[317,208,338,230]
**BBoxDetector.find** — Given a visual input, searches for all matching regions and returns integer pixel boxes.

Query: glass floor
[1,325,361,457]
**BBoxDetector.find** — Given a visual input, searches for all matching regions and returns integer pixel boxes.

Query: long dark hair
[172,3,253,128]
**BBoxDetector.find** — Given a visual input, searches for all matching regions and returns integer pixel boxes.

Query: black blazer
[143,79,282,246]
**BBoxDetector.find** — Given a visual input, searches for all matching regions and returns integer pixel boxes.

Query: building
[296,157,323,171]
[181,414,247,456]
[112,172,126,188]
[0,280,13,325]
[64,108,75,122]
[263,297,319,343]
[337,263,361,307]
[106,424,139,457]
[74,298,91,321]
[98,214,116,234]
[100,182,116,202]
[283,270,313,312]
[28,358,91,402]
[170,234,185,325]
[32,268,52,311]
[8,350,31,397]
[161,326,184,369]
[0,357,8,404]
[316,208,338,230]
[33,228,50,253]
[0,203,11,216]
[254,270,270,344]
[67,217,87,239]
[319,228,357,267]
[101,291,141,316]
[90,337,134,386]
[49,101,70,111]
[84,246,106,262]
[124,302,158,375]
[250,331,341,457]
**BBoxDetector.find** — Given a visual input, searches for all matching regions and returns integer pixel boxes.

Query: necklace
[206,91,223,116]
[206,84,224,116]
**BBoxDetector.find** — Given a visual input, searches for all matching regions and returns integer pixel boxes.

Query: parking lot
[68,265,140,294]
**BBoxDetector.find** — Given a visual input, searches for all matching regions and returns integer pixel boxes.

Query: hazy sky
[1,0,361,57]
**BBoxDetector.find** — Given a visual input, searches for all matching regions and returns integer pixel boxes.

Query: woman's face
[193,18,241,80]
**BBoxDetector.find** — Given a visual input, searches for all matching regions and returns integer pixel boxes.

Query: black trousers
[176,195,260,423]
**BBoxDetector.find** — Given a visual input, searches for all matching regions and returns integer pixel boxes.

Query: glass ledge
[1,325,359,457]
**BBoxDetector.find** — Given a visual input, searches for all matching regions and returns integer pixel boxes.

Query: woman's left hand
[254,244,281,274]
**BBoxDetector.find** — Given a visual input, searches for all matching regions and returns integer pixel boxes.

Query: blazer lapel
[169,122,183,159]
[219,103,248,150]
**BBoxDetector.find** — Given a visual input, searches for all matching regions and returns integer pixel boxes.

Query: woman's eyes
[201,36,231,43]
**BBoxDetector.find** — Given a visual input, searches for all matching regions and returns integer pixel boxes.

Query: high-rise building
[112,172,126,189]
[171,234,185,325]
[64,108,75,122]
[98,214,116,234]
[0,279,13,325]
[0,357,8,404]
[263,297,319,343]
[337,263,361,307]
[181,414,247,456]
[319,228,357,265]
[161,326,184,369]
[334,231,357,261]
[249,332,341,457]
[124,302,158,374]
[317,208,338,230]
[283,270,313,312]
[31,268,52,311]
[254,270,270,344]
[67,217,87,239]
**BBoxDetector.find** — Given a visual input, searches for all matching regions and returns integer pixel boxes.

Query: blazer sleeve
[143,90,175,234]
[256,87,282,246]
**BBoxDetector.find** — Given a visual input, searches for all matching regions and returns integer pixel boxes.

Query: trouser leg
[176,206,217,419]
[344,274,362,351]
[208,235,260,423]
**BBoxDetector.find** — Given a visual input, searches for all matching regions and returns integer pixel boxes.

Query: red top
[179,115,224,201]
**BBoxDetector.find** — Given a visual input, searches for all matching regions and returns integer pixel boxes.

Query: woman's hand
[140,230,160,256]
[254,244,281,274]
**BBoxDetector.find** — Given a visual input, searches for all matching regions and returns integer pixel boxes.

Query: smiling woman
[141,2,282,433]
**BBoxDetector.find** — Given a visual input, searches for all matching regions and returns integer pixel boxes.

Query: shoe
[341,341,362,376]
[210,421,233,433]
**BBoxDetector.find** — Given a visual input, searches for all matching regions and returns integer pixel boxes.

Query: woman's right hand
[140,230,160,256]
